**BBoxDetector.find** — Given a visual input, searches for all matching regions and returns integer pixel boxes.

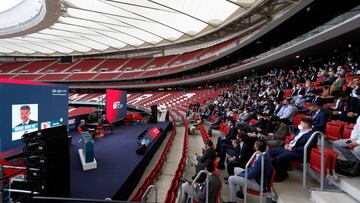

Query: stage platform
[68,121,172,200]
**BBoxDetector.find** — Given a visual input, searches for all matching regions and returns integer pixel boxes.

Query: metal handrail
[244,151,265,203]
[191,170,209,203]
[141,185,157,203]
[303,131,326,190]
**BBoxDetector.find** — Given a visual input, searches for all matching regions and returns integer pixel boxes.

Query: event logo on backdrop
[106,89,127,123]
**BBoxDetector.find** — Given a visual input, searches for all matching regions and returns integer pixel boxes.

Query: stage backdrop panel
[106,89,127,123]
[0,78,68,152]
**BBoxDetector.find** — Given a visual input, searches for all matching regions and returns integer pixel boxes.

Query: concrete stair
[310,190,358,203]
[337,177,360,202]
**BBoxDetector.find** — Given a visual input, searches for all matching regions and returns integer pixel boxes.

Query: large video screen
[106,89,127,123]
[0,78,68,152]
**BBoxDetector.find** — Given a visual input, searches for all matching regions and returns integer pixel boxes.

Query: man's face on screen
[20,109,30,123]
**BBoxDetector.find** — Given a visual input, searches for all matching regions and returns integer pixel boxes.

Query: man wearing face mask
[269,118,316,182]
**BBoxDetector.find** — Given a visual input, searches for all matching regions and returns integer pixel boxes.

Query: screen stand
[78,149,97,171]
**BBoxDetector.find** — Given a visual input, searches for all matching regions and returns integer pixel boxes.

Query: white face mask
[298,124,304,131]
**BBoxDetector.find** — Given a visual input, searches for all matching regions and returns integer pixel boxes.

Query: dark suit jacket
[16,119,37,127]
[196,148,216,173]
[239,153,272,190]
[292,130,317,156]
[273,124,289,141]
[198,148,216,163]
[211,116,222,128]
[235,137,256,168]
[311,109,328,132]
[224,126,238,142]
[273,104,283,116]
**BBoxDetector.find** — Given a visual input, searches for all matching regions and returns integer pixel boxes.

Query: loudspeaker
[150,105,158,123]
[136,144,147,155]
[23,125,70,197]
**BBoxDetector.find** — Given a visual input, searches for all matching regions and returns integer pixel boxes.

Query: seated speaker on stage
[98,114,113,135]
[78,119,96,139]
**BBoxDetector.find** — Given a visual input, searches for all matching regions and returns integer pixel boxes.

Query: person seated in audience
[304,80,316,101]
[189,114,202,135]
[99,114,113,134]
[272,100,283,117]
[330,72,346,96]
[333,116,360,162]
[78,119,96,139]
[340,78,360,123]
[237,107,251,123]
[181,162,220,203]
[275,86,284,101]
[215,119,238,153]
[276,99,296,125]
[293,92,306,109]
[193,139,216,175]
[328,92,347,120]
[225,139,272,202]
[291,83,305,99]
[269,118,316,182]
[308,102,328,133]
[262,117,289,148]
[321,68,337,86]
[201,107,211,121]
[208,113,223,137]
[224,131,256,179]
[225,107,234,122]
[217,133,241,169]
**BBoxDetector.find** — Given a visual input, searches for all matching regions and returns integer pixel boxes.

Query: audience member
[181,162,220,203]
[193,140,216,174]
[225,139,272,202]
[269,118,316,182]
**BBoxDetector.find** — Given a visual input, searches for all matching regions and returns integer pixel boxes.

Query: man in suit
[208,113,223,137]
[215,119,237,153]
[269,118,317,182]
[16,105,37,127]
[308,102,328,133]
[263,117,289,148]
[304,80,316,101]
[276,99,296,124]
[225,132,256,178]
[194,140,216,174]
[272,100,282,117]
[217,135,241,170]
[181,162,220,203]
[226,139,272,202]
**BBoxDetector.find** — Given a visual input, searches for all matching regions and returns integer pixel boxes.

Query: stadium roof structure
[0,0,298,57]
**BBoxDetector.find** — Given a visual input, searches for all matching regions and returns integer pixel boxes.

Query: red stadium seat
[309,147,337,176]
[246,167,276,196]
[293,114,306,126]
[342,124,354,139]
[249,119,257,125]
[325,122,342,141]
